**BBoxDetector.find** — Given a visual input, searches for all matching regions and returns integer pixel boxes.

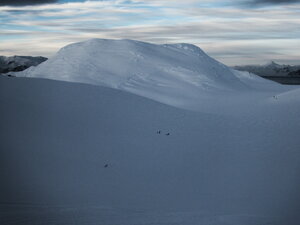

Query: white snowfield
[1,39,300,225]
[15,38,291,112]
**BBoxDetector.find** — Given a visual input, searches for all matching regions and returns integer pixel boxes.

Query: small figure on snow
[104,164,108,168]
[157,130,161,134]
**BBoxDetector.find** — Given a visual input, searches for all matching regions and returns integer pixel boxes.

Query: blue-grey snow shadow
[1,76,300,225]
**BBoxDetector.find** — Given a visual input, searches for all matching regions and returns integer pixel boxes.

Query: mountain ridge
[0,55,47,74]
[11,38,285,111]
[234,61,300,77]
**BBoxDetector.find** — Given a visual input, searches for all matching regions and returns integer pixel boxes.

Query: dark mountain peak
[234,61,300,77]
[0,55,47,74]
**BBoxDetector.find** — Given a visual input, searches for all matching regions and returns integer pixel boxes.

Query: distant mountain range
[0,55,47,74]
[2,54,299,79]
[233,61,300,77]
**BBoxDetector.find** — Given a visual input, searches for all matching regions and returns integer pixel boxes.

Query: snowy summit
[14,38,286,111]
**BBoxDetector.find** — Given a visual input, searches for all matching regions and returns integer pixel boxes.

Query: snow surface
[15,38,293,112]
[2,39,300,225]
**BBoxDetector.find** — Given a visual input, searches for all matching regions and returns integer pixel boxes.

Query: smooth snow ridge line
[13,38,287,111]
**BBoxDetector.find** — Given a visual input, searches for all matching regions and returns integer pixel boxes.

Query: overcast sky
[0,0,299,65]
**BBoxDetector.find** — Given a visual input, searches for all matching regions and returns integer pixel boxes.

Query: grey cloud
[0,0,299,65]
[0,0,58,6]
[246,0,300,6]
[254,0,300,3]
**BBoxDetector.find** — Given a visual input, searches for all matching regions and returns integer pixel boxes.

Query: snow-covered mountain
[13,39,283,111]
[2,39,300,225]
[0,55,47,74]
[234,61,300,77]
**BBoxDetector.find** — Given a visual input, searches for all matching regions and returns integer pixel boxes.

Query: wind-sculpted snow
[14,38,284,111]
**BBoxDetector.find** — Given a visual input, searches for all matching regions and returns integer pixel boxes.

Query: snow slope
[2,39,300,225]
[14,38,291,112]
[1,76,300,225]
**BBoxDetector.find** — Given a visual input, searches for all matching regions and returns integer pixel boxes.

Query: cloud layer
[251,0,300,4]
[0,0,58,6]
[245,0,300,6]
[0,0,299,65]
